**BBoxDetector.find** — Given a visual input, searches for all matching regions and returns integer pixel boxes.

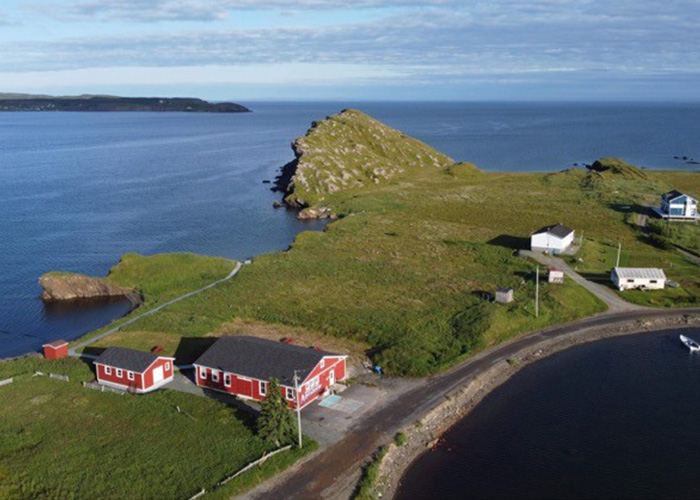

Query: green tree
[257,378,297,447]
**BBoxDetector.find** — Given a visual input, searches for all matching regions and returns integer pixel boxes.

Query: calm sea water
[1,102,698,358]
[397,329,700,500]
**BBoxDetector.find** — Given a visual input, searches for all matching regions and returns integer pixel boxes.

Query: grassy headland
[71,111,700,375]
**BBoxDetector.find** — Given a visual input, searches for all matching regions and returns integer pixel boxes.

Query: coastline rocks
[39,273,142,305]
[297,206,337,220]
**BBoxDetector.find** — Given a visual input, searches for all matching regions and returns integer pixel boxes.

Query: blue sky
[1,0,700,100]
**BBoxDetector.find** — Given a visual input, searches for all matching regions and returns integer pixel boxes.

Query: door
[329,369,335,386]
[152,365,164,384]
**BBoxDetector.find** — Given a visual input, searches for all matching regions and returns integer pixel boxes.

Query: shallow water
[1,102,698,358]
[396,329,700,500]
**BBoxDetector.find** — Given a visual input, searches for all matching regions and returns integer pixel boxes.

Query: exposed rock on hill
[39,273,142,304]
[277,109,453,214]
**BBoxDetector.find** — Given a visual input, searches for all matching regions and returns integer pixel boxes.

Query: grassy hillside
[0,358,313,499]
[81,122,698,376]
[283,109,453,209]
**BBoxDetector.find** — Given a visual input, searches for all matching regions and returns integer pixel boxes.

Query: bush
[394,432,407,447]
[353,446,388,500]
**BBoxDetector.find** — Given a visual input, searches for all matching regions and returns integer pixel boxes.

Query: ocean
[396,329,700,500]
[0,101,698,358]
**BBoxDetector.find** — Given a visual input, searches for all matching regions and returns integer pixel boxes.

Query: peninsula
[0,92,250,112]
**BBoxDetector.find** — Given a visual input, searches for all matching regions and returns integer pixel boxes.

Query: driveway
[521,250,644,313]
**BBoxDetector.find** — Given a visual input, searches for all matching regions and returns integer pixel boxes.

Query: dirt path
[243,308,700,500]
[69,261,242,356]
[521,250,644,313]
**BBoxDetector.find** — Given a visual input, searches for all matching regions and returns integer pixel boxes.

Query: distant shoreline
[0,93,250,113]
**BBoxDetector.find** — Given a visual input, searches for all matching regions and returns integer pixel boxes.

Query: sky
[1,0,700,101]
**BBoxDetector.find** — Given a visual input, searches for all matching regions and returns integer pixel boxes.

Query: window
[128,371,135,381]
[105,366,112,375]
[224,374,231,387]
[212,371,219,382]
[165,362,170,371]
[306,376,320,392]
[320,359,325,368]
[116,369,123,378]
[627,279,635,283]
[260,381,267,396]
[200,368,207,379]
[286,387,295,400]
[650,280,658,284]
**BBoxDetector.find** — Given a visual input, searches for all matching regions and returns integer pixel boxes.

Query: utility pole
[616,241,622,268]
[535,266,540,318]
[293,370,303,449]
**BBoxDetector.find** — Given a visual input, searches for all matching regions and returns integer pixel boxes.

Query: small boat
[680,334,700,352]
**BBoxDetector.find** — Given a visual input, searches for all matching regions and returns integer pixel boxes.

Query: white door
[153,365,164,384]
[329,370,335,386]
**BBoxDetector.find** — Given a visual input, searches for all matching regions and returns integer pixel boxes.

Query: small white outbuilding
[530,224,575,254]
[611,267,666,291]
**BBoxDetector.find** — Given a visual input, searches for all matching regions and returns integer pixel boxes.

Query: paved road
[247,307,700,500]
[69,261,242,356]
[521,250,643,313]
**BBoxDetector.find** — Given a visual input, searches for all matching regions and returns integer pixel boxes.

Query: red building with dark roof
[193,336,347,410]
[94,347,174,393]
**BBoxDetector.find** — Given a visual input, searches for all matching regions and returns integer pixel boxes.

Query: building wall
[612,273,666,291]
[43,344,68,360]
[195,356,347,409]
[96,357,174,392]
[531,232,574,253]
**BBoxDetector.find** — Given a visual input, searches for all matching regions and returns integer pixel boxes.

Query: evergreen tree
[257,378,297,447]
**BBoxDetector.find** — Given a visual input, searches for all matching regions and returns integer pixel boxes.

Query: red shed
[193,336,347,410]
[42,340,69,360]
[94,347,174,394]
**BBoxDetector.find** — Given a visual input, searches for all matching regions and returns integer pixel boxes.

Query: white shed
[611,267,666,291]
[530,224,575,254]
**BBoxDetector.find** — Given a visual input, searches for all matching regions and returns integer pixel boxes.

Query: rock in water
[39,273,142,304]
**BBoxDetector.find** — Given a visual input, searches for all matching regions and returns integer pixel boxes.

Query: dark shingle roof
[194,336,338,385]
[94,347,162,373]
[532,224,574,239]
[662,190,684,201]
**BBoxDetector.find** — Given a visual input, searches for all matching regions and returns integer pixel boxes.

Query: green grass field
[76,113,699,376]
[0,358,314,499]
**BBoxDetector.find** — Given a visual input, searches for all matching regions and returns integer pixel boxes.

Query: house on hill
[655,190,698,220]
[530,224,575,254]
[193,336,347,410]
[611,267,666,291]
[94,347,174,393]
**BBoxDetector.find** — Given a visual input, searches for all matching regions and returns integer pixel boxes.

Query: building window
[627,279,635,283]
[105,366,112,375]
[212,371,219,382]
[650,280,657,284]
[286,387,295,400]
[224,374,231,387]
[260,381,267,396]
[320,359,325,368]
[128,371,135,381]
[306,376,320,392]
[200,368,207,379]
[116,369,123,378]
[164,362,170,371]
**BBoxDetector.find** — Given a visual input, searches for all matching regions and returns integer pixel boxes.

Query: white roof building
[611,267,666,291]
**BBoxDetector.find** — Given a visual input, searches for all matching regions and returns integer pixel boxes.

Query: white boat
[680,334,700,352]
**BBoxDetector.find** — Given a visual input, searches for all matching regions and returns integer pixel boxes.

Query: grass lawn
[0,358,314,499]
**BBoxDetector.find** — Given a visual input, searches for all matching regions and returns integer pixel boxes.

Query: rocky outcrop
[276,109,454,218]
[39,273,142,304]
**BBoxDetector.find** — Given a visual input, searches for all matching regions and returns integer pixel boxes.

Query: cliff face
[39,273,142,304]
[279,109,453,215]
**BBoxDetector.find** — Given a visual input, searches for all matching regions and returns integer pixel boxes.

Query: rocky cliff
[277,109,453,217]
[39,273,142,304]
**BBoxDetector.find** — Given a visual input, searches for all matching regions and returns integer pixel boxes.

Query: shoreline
[375,313,700,499]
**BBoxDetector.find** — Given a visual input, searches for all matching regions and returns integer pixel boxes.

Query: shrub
[394,432,407,447]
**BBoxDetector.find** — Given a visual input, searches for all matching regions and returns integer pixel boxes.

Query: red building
[42,340,69,360]
[193,336,347,410]
[94,347,174,393]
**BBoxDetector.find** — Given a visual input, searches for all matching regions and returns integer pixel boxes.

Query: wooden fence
[83,381,125,395]
[49,373,70,382]
[187,445,293,500]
